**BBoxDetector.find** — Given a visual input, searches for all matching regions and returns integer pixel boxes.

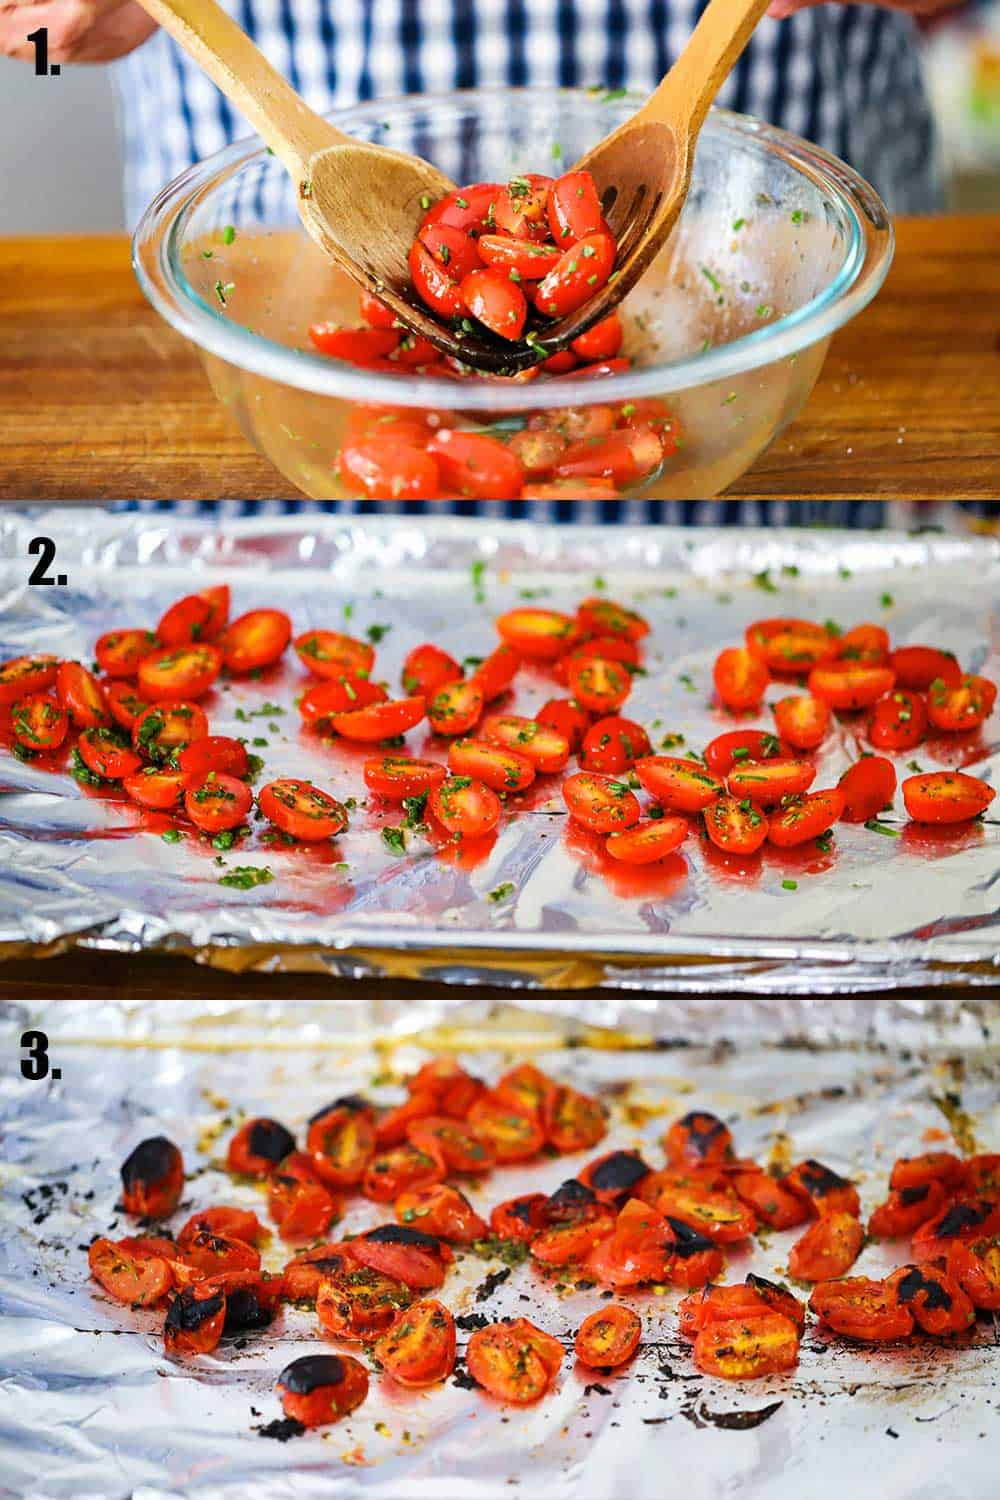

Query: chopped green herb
[222,224,236,245]
[781,879,798,891]
[488,882,515,904]
[382,826,407,855]
[864,818,900,838]
[366,623,392,644]
[218,865,273,889]
[161,828,183,844]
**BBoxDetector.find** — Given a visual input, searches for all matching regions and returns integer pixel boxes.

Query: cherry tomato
[563,770,640,832]
[703,729,784,777]
[401,643,461,699]
[316,1265,413,1338]
[469,643,521,702]
[300,675,387,723]
[409,239,464,319]
[889,644,962,691]
[583,1197,673,1288]
[0,654,59,704]
[634,755,723,813]
[427,776,501,838]
[395,1183,487,1244]
[350,1224,453,1290]
[694,1309,801,1379]
[531,1210,617,1266]
[784,1159,860,1217]
[947,1237,1000,1310]
[282,1243,358,1304]
[767,787,845,847]
[477,236,561,283]
[138,643,222,702]
[664,1112,734,1167]
[426,430,524,500]
[579,716,651,774]
[277,1353,369,1426]
[651,1180,756,1244]
[226,1117,297,1177]
[891,1152,965,1193]
[543,1084,606,1153]
[489,1193,550,1243]
[571,312,624,362]
[836,623,890,665]
[340,435,442,500]
[961,1155,1000,1201]
[482,713,570,772]
[565,654,633,712]
[184,772,253,834]
[868,689,928,751]
[679,1278,805,1339]
[78,726,142,780]
[466,1318,563,1404]
[361,290,402,327]
[536,232,616,318]
[553,636,640,685]
[703,794,769,856]
[495,607,576,660]
[258,779,349,841]
[837,754,898,823]
[461,267,527,340]
[418,221,485,280]
[56,660,109,728]
[869,1180,949,1238]
[606,815,688,864]
[927,673,995,732]
[306,1100,376,1188]
[902,770,995,824]
[448,736,534,792]
[537,697,590,753]
[120,1136,184,1218]
[424,680,482,737]
[746,618,838,674]
[221,610,292,674]
[420,182,503,236]
[163,1283,227,1355]
[123,766,187,810]
[713,647,770,711]
[157,591,226,647]
[132,701,208,760]
[89,1236,171,1306]
[547,169,604,244]
[11,694,68,751]
[408,1115,495,1175]
[808,1277,913,1341]
[467,1091,546,1162]
[494,173,553,237]
[105,682,152,733]
[177,736,249,784]
[329,695,426,743]
[95,629,159,678]
[374,1298,457,1387]
[362,1143,444,1203]
[885,1261,975,1337]
[268,1174,340,1242]
[363,755,447,801]
[807,663,896,711]
[494,1062,553,1123]
[730,1169,812,1230]
[178,1207,265,1247]
[772,693,831,750]
[726,758,816,806]
[294,629,374,681]
[787,1210,863,1281]
[375,1091,441,1148]
[578,1150,652,1206]
[177,1228,261,1279]
[309,324,400,363]
[575,595,648,643]
[911,1199,1000,1260]
[553,423,662,489]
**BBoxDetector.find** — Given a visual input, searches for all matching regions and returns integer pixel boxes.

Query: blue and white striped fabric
[114,0,940,229]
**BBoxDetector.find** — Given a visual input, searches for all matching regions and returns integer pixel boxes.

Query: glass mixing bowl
[134,87,893,501]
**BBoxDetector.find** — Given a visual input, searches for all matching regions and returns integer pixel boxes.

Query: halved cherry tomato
[809,1277,913,1341]
[531,1210,617,1266]
[420,182,503,236]
[563,770,640,832]
[317,1265,413,1339]
[120,1136,184,1218]
[726,758,816,806]
[490,1193,549,1243]
[329,695,425,743]
[885,1261,975,1336]
[889,645,962,691]
[184,772,253,834]
[132,701,208,760]
[137,644,222,702]
[927,673,995,732]
[730,1168,810,1230]
[350,1224,452,1290]
[838,755,897,823]
[427,776,501,838]
[11,694,68,751]
[222,610,292,674]
[785,1159,861,1217]
[547,170,604,245]
[470,643,521,702]
[482,713,570,773]
[178,1207,265,1247]
[703,794,769,855]
[0,655,59,704]
[772,694,831,750]
[408,239,464,319]
[401,643,461,700]
[891,1152,965,1193]
[713,647,769,711]
[300,676,387,723]
[869,1180,949,1238]
[664,1112,734,1167]
[961,1155,1000,1201]
[868,689,928,752]
[494,173,553,237]
[163,1283,227,1355]
[277,1353,369,1426]
[178,736,249,784]
[89,1236,171,1306]
[105,682,151,732]
[537,698,590,753]
[340,436,442,500]
[157,592,224,647]
[418,220,484,280]
[467,1091,546,1162]
[679,1279,805,1339]
[257,779,349,841]
[428,680,483,737]
[362,1143,444,1203]
[395,1182,487,1244]
[375,1091,441,1148]
[634,756,723,813]
[808,664,896,710]
[56,661,109,728]
[95,629,159,678]
[746,618,837,674]
[307,1100,377,1187]
[495,1062,552,1123]
[294,629,374,681]
[836,623,890,665]
[466,1318,563,1404]
[902,770,995,824]
[703,729,784,777]
[178,1228,261,1278]
[363,755,447,801]
[578,1150,651,1205]
[461,267,527,340]
[448,737,535,792]
[408,1115,495,1175]
[405,1058,485,1118]
[426,431,524,500]
[576,596,649,643]
[543,1084,606,1153]
[651,1180,756,1244]
[911,1199,1000,1260]
[571,313,624,363]
[606,815,688,864]
[579,716,651,774]
[554,423,662,489]
[536,232,616,318]
[78,727,142,780]
[226,1117,297,1177]
[495,607,576,660]
[477,234,561,279]
[268,1174,340,1241]
[767,788,845,848]
[947,1237,1000,1310]
[566,653,634,713]
[374,1298,457,1387]
[123,766,187,809]
[787,1211,863,1281]
[282,1243,358,1304]
[583,1197,672,1288]
[552,636,640,685]
[309,324,400,363]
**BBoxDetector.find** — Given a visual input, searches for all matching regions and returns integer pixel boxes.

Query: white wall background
[0,57,123,233]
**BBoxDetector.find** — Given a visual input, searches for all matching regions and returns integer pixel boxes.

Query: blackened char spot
[363,1224,440,1250]
[224,1289,274,1333]
[589,1152,651,1194]
[934,1202,990,1238]
[256,1417,305,1442]
[278,1354,345,1394]
[666,1217,715,1257]
[120,1137,179,1191]
[697,1400,783,1431]
[799,1159,851,1196]
[545,1179,596,1217]
[894,1266,952,1310]
[746,1273,789,1298]
[510,1196,542,1223]
[307,1095,370,1125]
[165,1288,225,1333]
[247,1118,296,1163]
[679,1112,727,1158]
[899,1185,931,1206]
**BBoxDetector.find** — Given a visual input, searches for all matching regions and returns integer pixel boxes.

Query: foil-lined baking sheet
[1,997,998,1500]
[0,510,998,993]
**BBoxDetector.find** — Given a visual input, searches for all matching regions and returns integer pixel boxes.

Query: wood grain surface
[1,216,997,501]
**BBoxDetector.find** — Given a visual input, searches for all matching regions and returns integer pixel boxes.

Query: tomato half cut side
[132,702,209,760]
[0,655,59,704]
[89,1237,172,1306]
[466,1319,562,1404]
[767,788,845,848]
[772,694,831,751]
[713,647,770,711]
[566,655,633,713]
[693,1311,800,1379]
[482,713,570,773]
[575,1303,642,1369]
[427,776,501,838]
[11,694,68,751]
[56,661,109,728]
[95,629,159,678]
[726,758,816,806]
[563,771,641,833]
[495,607,576,660]
[374,1299,457,1387]
[294,629,375,681]
[123,766,187,810]
[902,770,995,824]
[428,680,484,737]
[78,727,143,781]
[329,696,426,743]
[448,737,535,793]
[703,795,769,856]
[185,772,254,834]
[363,756,447,801]
[809,1278,913,1341]
[467,1091,546,1162]
[605,816,689,864]
[137,644,222,702]
[633,756,723,813]
[787,1211,864,1281]
[178,736,249,784]
[394,1183,487,1244]
[258,779,349,841]
[222,610,293,674]
[277,1353,370,1427]
[105,682,151,733]
[927,674,995,732]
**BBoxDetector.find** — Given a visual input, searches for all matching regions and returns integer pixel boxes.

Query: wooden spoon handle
[133,0,346,176]
[642,0,773,139]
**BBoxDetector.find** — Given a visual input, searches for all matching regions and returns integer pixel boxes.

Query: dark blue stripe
[318,0,339,98]
[605,0,627,90]
[556,0,578,87]
[767,10,793,137]
[803,10,823,149]
[453,0,478,89]
[647,0,670,78]
[400,0,423,95]
[358,0,374,101]
[277,0,303,94]
[505,0,528,87]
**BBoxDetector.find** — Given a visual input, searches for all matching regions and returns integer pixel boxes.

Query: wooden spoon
[137,0,769,375]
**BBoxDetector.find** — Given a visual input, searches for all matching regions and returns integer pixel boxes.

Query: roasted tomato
[482,713,571,773]
[745,618,837,674]
[787,1211,864,1282]
[56,660,109,728]
[543,1084,607,1153]
[362,1143,445,1203]
[427,776,501,839]
[495,1062,552,1122]
[363,755,447,801]
[277,1353,369,1426]
[316,1265,412,1338]
[911,1199,1000,1260]
[395,1182,487,1244]
[890,1152,965,1193]
[838,755,898,823]
[226,1117,296,1177]
[962,1155,1000,1202]
[713,647,770,711]
[222,609,292,673]
[703,729,784,777]
[868,689,928,752]
[258,779,349,841]
[947,1236,1000,1310]
[374,1298,457,1387]
[495,608,576,661]
[651,1179,756,1245]
[267,1174,340,1242]
[703,794,769,856]
[178,1206,265,1248]
[89,1236,171,1306]
[490,1192,550,1243]
[448,737,535,793]
[375,1091,442,1148]
[583,1197,672,1288]
[693,1311,800,1379]
[578,1150,652,1206]
[726,758,816,806]
[809,1277,914,1342]
[468,1091,546,1162]
[868,1180,949,1238]
[184,772,254,834]
[11,693,68,751]
[163,1283,227,1356]
[772,694,831,751]
[120,1136,184,1218]
[678,1277,806,1338]
[902,770,995,824]
[575,1304,642,1368]
[634,756,723,813]
[885,1261,975,1337]
[579,716,651,775]
[306,1099,377,1188]
[178,1228,261,1279]
[294,629,374,681]
[466,1318,564,1404]
[282,1242,358,1304]
[137,643,222,702]
[730,1168,810,1230]
[784,1160,861,1218]
[563,770,641,833]
[408,1115,496,1175]
[530,1210,617,1267]
[664,1112,734,1168]
[766,788,845,848]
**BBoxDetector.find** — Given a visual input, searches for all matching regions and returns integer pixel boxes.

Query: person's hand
[0,0,157,63]
[769,0,959,16]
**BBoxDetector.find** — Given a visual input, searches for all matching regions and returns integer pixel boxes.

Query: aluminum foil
[1,997,998,1500]
[1,509,998,994]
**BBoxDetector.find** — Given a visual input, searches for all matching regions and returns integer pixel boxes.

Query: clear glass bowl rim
[132,85,895,414]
